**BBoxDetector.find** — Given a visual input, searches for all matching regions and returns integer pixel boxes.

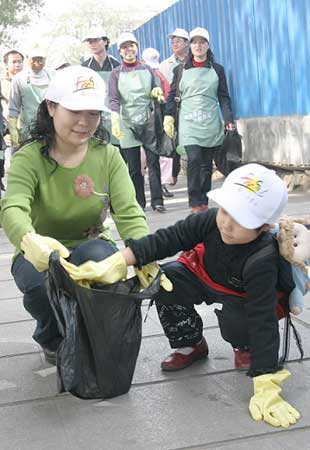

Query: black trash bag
[130,101,176,157]
[214,130,242,176]
[46,252,161,399]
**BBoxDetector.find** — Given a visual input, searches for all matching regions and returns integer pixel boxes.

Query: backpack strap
[243,244,304,363]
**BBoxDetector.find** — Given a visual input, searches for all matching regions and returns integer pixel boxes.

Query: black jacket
[127,208,295,376]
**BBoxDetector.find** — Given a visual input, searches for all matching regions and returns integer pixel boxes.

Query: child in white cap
[87,163,301,428]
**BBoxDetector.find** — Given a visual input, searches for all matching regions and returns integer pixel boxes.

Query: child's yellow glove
[249,369,300,428]
[135,262,173,292]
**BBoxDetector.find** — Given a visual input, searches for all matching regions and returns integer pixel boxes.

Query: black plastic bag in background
[46,253,161,399]
[130,101,176,158]
[214,130,242,176]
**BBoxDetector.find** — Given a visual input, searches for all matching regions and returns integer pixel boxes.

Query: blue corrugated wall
[110,0,310,119]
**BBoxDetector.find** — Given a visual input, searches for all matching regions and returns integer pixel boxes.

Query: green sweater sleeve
[0,143,38,249]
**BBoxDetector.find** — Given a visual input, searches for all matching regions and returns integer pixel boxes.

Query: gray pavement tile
[0,321,36,357]
[0,362,308,450]
[0,298,32,324]
[0,354,56,404]
[0,265,12,281]
[0,279,21,300]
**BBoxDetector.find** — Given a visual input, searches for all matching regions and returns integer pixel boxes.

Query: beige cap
[189,27,210,43]
[27,47,46,58]
[83,27,108,42]
[208,164,288,229]
[168,28,189,40]
[45,65,109,112]
[117,32,138,50]
[141,48,160,69]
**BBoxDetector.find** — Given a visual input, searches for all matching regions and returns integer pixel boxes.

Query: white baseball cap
[141,47,160,69]
[83,27,108,42]
[27,47,46,58]
[45,65,108,112]
[207,163,288,229]
[117,32,138,50]
[189,27,210,43]
[168,28,189,40]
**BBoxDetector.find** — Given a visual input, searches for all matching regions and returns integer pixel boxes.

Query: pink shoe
[161,337,209,371]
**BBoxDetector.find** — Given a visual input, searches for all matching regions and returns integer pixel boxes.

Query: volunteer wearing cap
[159,28,189,83]
[0,65,151,364]
[141,47,173,198]
[159,28,189,187]
[100,163,300,429]
[0,50,24,189]
[82,27,120,145]
[109,32,166,212]
[8,48,53,146]
[164,27,235,213]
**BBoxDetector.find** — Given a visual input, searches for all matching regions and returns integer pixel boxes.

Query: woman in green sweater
[0,66,150,364]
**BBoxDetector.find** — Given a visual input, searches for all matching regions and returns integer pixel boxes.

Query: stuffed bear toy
[277,217,310,315]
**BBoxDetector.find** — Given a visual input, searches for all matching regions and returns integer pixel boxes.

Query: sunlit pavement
[0,173,309,450]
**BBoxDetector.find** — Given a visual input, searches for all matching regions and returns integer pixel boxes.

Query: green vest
[20,76,50,142]
[178,67,224,147]
[118,68,152,148]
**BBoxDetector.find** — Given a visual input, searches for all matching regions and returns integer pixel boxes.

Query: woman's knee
[70,239,118,265]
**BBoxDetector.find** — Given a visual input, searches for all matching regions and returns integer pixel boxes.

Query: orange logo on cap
[74,76,95,92]
[235,176,266,196]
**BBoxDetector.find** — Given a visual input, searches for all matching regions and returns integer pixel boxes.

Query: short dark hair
[3,50,24,64]
[29,101,110,161]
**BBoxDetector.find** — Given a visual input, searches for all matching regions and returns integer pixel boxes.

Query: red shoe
[161,337,209,371]
[233,348,251,370]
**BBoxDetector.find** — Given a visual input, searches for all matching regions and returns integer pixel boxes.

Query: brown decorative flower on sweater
[74,175,95,198]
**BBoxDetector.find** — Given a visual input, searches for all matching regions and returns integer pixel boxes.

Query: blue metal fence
[110,0,310,119]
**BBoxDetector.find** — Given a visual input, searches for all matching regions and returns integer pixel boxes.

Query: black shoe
[162,184,174,198]
[42,346,57,365]
[0,179,5,191]
[152,204,166,213]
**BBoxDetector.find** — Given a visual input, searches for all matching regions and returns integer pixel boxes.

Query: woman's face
[190,37,209,59]
[119,42,138,63]
[47,103,101,149]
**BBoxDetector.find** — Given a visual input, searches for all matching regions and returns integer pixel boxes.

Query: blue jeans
[11,239,117,350]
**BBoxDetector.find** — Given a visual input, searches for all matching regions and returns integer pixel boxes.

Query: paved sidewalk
[0,175,309,450]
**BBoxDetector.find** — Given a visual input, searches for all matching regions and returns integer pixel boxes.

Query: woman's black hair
[29,100,110,162]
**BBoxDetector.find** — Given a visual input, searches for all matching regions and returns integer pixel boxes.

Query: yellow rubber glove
[135,262,173,292]
[20,232,70,272]
[111,112,123,140]
[151,87,165,103]
[8,117,19,146]
[163,116,175,139]
[249,369,300,428]
[60,251,127,287]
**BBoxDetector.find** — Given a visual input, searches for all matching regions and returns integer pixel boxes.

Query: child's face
[216,208,266,245]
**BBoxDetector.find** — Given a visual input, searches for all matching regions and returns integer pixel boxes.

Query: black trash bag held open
[46,252,161,399]
[214,129,242,176]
